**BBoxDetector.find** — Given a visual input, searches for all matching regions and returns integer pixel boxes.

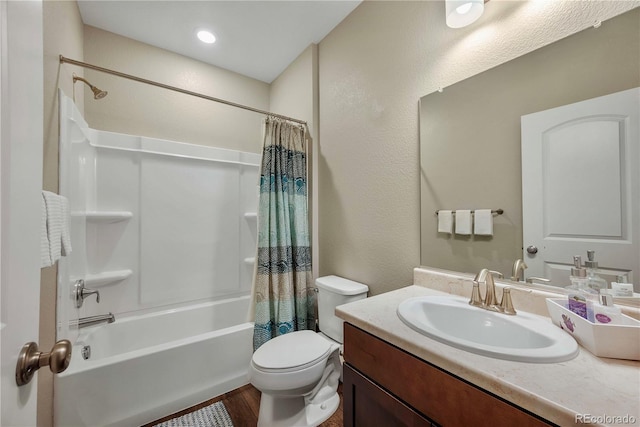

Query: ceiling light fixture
[446,0,484,29]
[196,30,216,44]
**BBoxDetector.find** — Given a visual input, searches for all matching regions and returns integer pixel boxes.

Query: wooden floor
[144,383,343,427]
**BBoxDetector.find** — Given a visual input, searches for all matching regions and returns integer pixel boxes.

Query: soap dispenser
[585,250,607,292]
[569,255,588,289]
[567,255,595,320]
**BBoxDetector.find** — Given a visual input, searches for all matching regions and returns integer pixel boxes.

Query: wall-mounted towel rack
[435,209,504,215]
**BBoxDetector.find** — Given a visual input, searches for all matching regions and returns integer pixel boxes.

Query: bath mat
[153,401,234,427]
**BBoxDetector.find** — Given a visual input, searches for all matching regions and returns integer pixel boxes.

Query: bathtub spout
[73,313,116,329]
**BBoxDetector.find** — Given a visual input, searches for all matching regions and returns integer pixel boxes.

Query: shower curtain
[252,117,313,351]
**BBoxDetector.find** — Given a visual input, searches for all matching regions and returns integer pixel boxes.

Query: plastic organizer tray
[546,298,640,361]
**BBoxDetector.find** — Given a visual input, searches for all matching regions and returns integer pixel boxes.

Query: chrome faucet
[511,259,528,282]
[470,268,516,315]
[526,276,551,285]
[73,280,100,308]
[73,313,116,329]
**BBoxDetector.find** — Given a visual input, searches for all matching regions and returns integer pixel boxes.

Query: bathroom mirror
[419,8,640,300]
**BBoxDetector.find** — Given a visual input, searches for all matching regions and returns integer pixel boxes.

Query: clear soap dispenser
[569,255,588,289]
[585,250,607,293]
[567,255,595,320]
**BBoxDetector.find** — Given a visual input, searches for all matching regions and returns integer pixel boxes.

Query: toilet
[249,275,369,427]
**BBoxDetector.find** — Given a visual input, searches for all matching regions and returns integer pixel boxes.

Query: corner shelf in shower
[244,213,257,220]
[243,257,256,264]
[72,269,133,288]
[72,211,133,223]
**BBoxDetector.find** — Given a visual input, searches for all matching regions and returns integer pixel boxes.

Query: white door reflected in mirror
[521,87,639,291]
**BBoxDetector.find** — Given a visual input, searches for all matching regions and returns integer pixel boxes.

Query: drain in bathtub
[81,345,91,360]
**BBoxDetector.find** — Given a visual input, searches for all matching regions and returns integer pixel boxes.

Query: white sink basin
[397,295,579,363]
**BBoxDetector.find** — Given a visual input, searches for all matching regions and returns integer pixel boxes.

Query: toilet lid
[253,331,332,371]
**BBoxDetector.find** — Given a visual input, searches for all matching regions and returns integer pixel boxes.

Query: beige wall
[269,44,320,280]
[83,25,270,153]
[41,1,84,426]
[317,1,637,295]
[420,9,640,278]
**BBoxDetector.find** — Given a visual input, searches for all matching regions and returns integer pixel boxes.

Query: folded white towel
[455,210,472,235]
[474,209,493,236]
[42,191,72,266]
[40,193,52,268]
[60,196,72,256]
[437,210,453,234]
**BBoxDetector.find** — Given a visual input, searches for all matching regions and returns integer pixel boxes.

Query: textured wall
[318,0,638,295]
[41,1,85,426]
[83,25,270,153]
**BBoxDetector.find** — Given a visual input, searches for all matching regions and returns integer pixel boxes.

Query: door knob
[15,340,72,386]
[526,245,538,254]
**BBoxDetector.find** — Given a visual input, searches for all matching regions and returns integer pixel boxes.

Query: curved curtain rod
[59,55,307,125]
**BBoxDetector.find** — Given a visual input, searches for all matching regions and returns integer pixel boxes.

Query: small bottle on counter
[584,250,607,293]
[567,255,596,321]
[610,274,634,297]
[593,291,623,324]
[569,255,588,290]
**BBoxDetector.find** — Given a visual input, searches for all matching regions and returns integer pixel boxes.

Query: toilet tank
[316,275,368,344]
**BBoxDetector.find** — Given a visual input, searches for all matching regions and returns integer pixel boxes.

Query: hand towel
[437,210,453,234]
[42,190,72,266]
[60,196,72,256]
[455,210,472,235]
[474,209,493,236]
[40,193,52,267]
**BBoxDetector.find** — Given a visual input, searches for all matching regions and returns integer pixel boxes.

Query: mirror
[419,9,639,298]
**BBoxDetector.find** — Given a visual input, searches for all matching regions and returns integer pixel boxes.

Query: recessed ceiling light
[197,30,216,44]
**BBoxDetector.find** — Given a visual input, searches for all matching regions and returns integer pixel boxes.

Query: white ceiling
[78,1,361,83]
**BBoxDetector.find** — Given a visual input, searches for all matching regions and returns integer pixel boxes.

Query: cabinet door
[343,364,434,427]
[344,323,552,427]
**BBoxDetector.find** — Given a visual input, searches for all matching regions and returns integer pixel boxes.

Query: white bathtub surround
[336,280,640,427]
[58,91,260,326]
[55,296,252,427]
[56,92,259,425]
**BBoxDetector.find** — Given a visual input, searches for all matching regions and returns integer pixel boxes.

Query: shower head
[73,74,108,100]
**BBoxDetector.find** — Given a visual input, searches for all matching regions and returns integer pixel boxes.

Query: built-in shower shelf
[244,213,257,219]
[72,211,133,223]
[72,269,133,288]
[243,257,256,264]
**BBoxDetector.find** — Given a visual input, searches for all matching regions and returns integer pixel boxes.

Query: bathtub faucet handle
[74,279,100,308]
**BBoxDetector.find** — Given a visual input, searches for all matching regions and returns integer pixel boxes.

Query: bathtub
[54,295,254,427]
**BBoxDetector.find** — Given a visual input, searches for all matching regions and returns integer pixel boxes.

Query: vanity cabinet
[343,323,554,427]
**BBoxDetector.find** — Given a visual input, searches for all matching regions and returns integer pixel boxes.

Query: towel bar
[435,209,503,216]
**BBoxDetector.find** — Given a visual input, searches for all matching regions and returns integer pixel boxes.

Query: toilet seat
[253,331,333,373]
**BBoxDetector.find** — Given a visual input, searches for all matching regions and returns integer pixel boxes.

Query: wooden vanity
[343,323,552,426]
[336,273,640,427]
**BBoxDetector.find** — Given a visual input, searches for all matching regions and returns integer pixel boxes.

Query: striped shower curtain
[252,117,313,351]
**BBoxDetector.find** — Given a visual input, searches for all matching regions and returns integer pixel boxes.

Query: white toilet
[249,275,369,427]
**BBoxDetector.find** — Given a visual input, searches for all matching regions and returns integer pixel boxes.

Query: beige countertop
[336,284,640,427]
